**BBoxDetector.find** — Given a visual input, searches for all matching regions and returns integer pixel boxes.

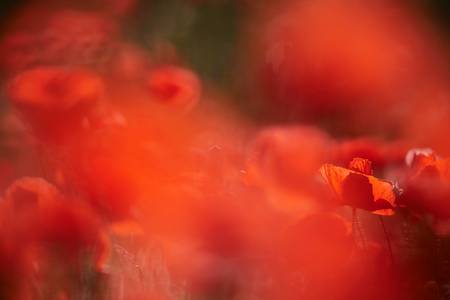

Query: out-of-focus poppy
[8,67,103,110]
[2,177,109,269]
[405,148,436,169]
[246,126,333,213]
[282,212,353,274]
[247,126,331,189]
[146,65,202,112]
[7,67,104,142]
[74,152,139,220]
[244,0,444,129]
[319,159,396,215]
[400,151,450,219]
[2,177,62,231]
[268,212,354,299]
[0,177,109,298]
[38,200,109,270]
[406,149,450,181]
[53,95,207,221]
[345,240,408,300]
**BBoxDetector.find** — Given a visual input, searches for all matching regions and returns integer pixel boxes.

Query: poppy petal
[348,157,373,175]
[319,163,395,215]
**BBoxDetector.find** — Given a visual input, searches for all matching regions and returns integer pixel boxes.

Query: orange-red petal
[319,163,395,215]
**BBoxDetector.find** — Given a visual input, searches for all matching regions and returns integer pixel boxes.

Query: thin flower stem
[353,208,366,248]
[378,215,395,266]
[353,208,369,262]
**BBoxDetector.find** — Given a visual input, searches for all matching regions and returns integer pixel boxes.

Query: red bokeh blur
[0,0,448,299]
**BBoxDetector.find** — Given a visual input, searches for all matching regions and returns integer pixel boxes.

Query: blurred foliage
[135,0,240,88]
[0,0,447,88]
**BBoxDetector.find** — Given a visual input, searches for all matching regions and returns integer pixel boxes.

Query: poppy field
[0,0,448,299]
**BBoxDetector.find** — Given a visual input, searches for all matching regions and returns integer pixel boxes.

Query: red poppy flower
[2,177,61,231]
[75,153,138,220]
[8,67,103,111]
[246,126,332,212]
[319,158,396,215]
[247,126,331,187]
[2,177,109,271]
[283,212,353,272]
[245,0,443,128]
[146,65,202,111]
[405,149,450,181]
[37,199,109,271]
[405,148,436,170]
[400,150,450,219]
[0,177,110,298]
[7,67,104,141]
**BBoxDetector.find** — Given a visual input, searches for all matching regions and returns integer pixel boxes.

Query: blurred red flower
[146,65,202,112]
[282,212,353,274]
[400,151,450,219]
[7,67,104,142]
[246,126,333,213]
[0,177,109,298]
[268,212,354,299]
